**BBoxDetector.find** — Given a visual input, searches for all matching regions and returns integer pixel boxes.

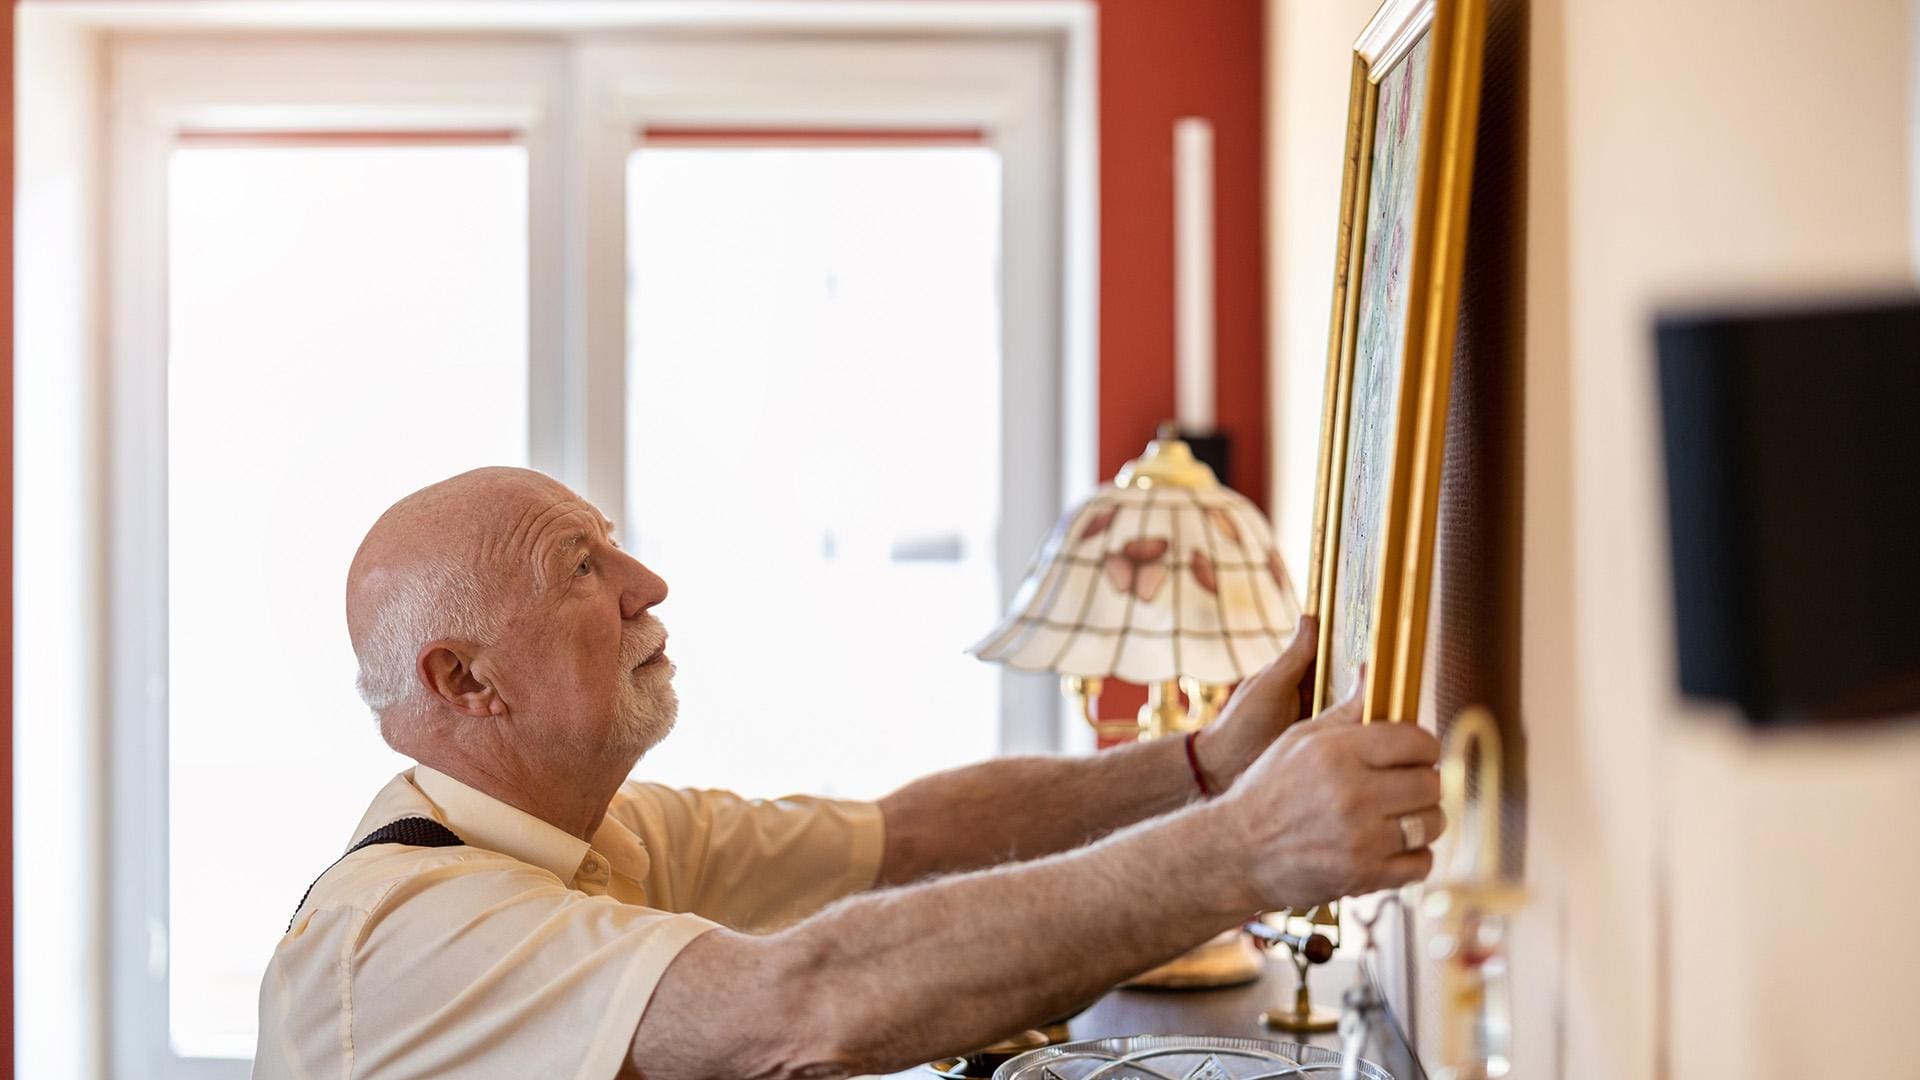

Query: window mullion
[526,45,571,483]
[563,44,632,529]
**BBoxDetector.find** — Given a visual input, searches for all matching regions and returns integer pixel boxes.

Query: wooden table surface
[877,954,1354,1078]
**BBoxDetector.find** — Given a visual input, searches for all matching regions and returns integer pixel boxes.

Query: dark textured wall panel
[1432,0,1528,865]
[1410,0,1529,1063]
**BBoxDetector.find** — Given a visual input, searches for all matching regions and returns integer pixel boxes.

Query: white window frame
[106,40,565,1080]
[573,34,1073,753]
[19,4,1097,1077]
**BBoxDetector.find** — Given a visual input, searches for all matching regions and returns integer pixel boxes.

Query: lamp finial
[1116,431,1219,490]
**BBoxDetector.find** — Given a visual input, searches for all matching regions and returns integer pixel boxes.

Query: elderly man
[256,466,1444,1079]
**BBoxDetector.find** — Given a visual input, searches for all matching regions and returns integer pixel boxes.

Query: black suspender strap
[288,816,464,931]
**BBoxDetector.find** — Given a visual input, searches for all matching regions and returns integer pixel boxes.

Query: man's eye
[574,558,592,578]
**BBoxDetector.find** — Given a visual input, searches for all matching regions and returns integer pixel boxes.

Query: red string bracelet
[1184,730,1213,797]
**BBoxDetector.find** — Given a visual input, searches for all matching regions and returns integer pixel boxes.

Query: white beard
[606,662,677,761]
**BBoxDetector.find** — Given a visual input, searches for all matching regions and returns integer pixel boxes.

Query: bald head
[347,467,677,835]
[347,467,579,727]
[347,465,675,774]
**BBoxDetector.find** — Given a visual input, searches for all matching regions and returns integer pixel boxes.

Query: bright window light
[165,144,528,1057]
[625,145,1004,800]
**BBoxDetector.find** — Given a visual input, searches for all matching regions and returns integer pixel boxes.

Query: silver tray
[991,1035,1392,1080]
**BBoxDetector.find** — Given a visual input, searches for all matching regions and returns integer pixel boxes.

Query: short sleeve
[614,785,885,931]
[258,847,718,1080]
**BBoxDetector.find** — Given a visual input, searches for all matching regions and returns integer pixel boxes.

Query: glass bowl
[991,1034,1393,1080]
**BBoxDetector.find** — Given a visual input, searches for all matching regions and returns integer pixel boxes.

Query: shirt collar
[413,764,592,886]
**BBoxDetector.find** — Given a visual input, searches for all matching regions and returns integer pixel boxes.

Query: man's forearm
[791,799,1253,1072]
[631,690,1448,1080]
[634,797,1255,1079]
[874,730,1238,885]
[873,622,1316,888]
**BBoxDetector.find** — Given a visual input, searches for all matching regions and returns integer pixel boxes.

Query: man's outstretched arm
[873,618,1321,886]
[626,690,1444,1080]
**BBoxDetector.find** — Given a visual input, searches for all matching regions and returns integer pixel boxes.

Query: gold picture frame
[1304,0,1487,722]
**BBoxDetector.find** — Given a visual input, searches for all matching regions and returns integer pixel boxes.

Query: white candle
[1174,116,1216,433]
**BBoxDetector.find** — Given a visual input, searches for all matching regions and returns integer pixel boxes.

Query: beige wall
[1267,1,1920,1076]
[1266,0,1380,574]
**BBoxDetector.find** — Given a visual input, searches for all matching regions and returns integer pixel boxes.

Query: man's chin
[623,713,675,759]
[607,691,677,762]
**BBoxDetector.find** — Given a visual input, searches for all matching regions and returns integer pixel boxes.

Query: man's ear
[417,640,504,718]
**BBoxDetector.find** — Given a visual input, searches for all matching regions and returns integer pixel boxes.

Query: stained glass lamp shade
[972,434,1302,741]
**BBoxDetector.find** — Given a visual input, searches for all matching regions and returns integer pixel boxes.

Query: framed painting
[1304,0,1486,721]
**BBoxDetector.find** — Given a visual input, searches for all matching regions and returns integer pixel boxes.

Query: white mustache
[623,618,668,668]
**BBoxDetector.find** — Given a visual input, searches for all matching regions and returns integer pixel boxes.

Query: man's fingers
[1366,803,1444,861]
[1378,848,1436,890]
[1302,687,1364,728]
[1353,719,1441,768]
[1386,806,1447,853]
[1239,616,1318,700]
[1272,615,1318,683]
[1372,766,1444,818]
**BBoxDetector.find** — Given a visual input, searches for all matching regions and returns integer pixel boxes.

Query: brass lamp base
[1125,929,1265,989]
[1258,930,1340,1033]
[1260,1002,1341,1034]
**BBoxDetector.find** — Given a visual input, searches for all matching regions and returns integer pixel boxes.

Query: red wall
[1097,0,1266,504]
[1094,0,1267,722]
[3,1,15,1070]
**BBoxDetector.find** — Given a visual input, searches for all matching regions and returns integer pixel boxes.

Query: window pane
[626,146,1003,800]
[166,144,528,1057]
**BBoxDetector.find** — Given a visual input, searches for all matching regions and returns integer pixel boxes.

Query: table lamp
[973,430,1301,741]
[971,428,1302,986]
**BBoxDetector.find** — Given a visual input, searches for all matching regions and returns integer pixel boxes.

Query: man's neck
[418,750,628,843]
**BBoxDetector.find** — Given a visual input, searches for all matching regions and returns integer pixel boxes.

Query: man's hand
[1217,686,1445,909]
[1196,616,1320,793]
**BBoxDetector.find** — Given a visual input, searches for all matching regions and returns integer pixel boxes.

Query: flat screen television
[1656,295,1920,725]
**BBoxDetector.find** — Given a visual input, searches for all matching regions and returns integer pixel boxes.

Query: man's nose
[619,554,669,621]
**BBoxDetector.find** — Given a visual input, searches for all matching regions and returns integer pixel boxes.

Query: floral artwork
[1327,33,1433,706]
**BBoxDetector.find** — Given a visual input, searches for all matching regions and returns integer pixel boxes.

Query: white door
[575,37,1070,794]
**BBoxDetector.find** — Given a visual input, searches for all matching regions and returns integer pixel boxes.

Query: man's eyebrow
[545,520,614,573]
[549,529,589,563]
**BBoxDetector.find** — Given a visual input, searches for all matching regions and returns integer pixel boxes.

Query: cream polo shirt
[254,765,885,1080]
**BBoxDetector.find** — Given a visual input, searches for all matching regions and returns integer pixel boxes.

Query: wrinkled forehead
[347,467,610,632]
[482,486,617,587]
